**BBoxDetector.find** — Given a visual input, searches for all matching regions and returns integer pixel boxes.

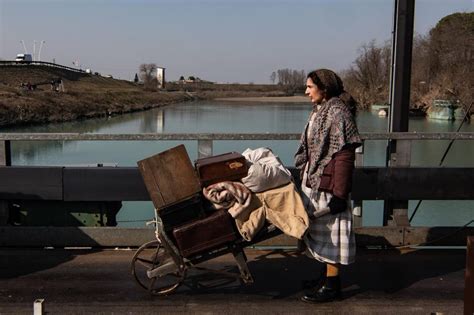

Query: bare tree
[139,63,158,90]
[270,71,276,84]
[342,40,391,108]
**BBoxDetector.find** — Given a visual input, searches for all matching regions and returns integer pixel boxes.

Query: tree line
[270,12,472,112]
[342,12,473,110]
[270,69,306,88]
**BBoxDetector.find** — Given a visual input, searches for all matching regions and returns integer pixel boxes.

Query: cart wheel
[131,240,185,295]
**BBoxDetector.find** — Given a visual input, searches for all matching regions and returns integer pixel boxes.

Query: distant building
[157,67,165,89]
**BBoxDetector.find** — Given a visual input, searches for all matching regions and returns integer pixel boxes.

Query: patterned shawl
[294,97,361,192]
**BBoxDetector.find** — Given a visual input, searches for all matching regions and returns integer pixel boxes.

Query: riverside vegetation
[270,13,473,115]
[0,66,288,127]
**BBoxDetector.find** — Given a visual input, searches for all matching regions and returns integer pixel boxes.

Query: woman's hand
[328,196,346,214]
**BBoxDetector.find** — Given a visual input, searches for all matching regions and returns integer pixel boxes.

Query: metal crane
[38,40,46,61]
[20,40,28,54]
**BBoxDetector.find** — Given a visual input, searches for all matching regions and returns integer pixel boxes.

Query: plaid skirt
[300,167,356,265]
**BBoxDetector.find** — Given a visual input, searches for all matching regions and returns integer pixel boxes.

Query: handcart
[130,145,284,295]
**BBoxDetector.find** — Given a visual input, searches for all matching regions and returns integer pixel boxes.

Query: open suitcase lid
[137,145,201,210]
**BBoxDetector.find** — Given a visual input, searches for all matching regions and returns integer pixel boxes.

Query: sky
[0,0,472,83]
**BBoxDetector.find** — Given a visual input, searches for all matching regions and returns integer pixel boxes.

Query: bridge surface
[0,248,466,314]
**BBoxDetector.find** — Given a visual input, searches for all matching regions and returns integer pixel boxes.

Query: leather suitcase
[159,194,204,232]
[172,210,238,258]
[138,145,202,210]
[195,152,248,187]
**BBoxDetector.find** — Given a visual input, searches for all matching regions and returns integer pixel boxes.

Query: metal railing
[0,131,473,248]
[1,132,473,141]
[1,131,473,161]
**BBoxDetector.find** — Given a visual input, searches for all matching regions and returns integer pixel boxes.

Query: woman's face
[305,77,325,104]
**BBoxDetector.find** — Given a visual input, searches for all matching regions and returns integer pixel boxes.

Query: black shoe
[301,265,327,290]
[301,276,341,303]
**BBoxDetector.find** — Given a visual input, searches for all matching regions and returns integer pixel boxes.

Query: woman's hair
[307,69,357,116]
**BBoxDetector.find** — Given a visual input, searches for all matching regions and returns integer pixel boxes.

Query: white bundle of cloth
[241,147,292,193]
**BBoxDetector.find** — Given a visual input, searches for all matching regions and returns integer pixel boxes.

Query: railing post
[353,142,364,227]
[465,236,474,315]
[384,139,411,227]
[0,140,11,225]
[0,140,11,166]
[198,140,213,158]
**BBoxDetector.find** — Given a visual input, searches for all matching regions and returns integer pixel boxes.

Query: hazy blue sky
[0,0,472,83]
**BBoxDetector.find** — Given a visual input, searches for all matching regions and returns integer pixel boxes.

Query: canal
[1,100,473,227]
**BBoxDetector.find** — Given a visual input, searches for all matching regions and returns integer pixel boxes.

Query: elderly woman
[295,69,361,303]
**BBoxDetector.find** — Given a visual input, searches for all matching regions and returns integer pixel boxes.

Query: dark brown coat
[308,147,355,200]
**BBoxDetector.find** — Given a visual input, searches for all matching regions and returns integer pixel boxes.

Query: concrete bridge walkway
[0,248,466,314]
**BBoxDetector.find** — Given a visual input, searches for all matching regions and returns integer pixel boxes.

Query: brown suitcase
[195,152,248,187]
[172,210,237,257]
[137,145,202,210]
[159,194,204,232]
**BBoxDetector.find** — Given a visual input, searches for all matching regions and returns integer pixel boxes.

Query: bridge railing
[0,132,473,248]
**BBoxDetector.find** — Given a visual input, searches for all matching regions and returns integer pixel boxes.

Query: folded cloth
[203,181,252,218]
[235,182,309,241]
[241,147,292,192]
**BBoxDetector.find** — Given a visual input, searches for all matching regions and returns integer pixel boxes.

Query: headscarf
[307,69,357,116]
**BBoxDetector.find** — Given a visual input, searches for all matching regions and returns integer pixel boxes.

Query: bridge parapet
[0,132,473,247]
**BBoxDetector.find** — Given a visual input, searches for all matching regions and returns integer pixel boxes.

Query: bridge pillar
[384,0,415,227]
[353,142,364,228]
[385,139,411,226]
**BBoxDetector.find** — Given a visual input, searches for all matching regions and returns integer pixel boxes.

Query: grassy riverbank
[0,66,195,127]
[0,65,288,127]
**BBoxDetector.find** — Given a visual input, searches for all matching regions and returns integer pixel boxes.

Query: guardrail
[1,132,473,141]
[0,132,473,248]
[0,60,87,74]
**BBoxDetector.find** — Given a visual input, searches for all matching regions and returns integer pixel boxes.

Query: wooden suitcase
[172,210,238,257]
[137,144,202,210]
[159,195,204,232]
[137,145,204,229]
[195,152,248,187]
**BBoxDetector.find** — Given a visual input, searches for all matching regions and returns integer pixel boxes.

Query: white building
[156,67,165,89]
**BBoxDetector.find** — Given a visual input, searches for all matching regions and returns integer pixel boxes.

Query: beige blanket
[203,181,309,242]
[235,182,309,241]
